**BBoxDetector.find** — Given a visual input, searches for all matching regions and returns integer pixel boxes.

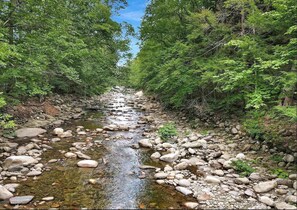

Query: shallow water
[1,89,195,209]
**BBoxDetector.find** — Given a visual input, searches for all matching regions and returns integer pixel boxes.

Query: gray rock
[259,196,275,207]
[60,130,72,138]
[0,185,13,200]
[150,152,161,159]
[27,170,42,176]
[294,181,297,189]
[231,128,238,134]
[3,156,38,170]
[182,140,207,148]
[235,177,250,185]
[174,162,188,170]
[176,186,193,195]
[15,128,46,138]
[244,188,256,198]
[285,195,297,204]
[4,184,19,193]
[184,202,199,209]
[138,139,152,148]
[249,172,262,181]
[17,146,27,155]
[177,179,191,187]
[154,172,168,179]
[160,152,179,163]
[205,176,221,184]
[213,170,224,176]
[77,160,98,168]
[9,196,34,205]
[283,154,294,163]
[253,180,277,193]
[289,174,297,180]
[236,153,245,160]
[53,128,64,136]
[275,202,297,209]
[75,151,91,160]
[65,152,77,158]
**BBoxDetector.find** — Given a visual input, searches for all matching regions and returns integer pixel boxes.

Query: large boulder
[3,156,38,170]
[15,128,46,138]
[160,152,179,163]
[253,180,277,193]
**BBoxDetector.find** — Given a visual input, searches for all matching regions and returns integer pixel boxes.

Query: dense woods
[130,0,296,114]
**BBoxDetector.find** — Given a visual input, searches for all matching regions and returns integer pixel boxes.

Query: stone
[138,139,153,148]
[9,196,34,205]
[182,140,207,148]
[289,174,297,180]
[42,196,54,201]
[77,160,98,168]
[17,146,27,155]
[205,176,221,184]
[135,91,143,97]
[249,173,262,181]
[294,181,297,190]
[60,130,72,138]
[3,156,38,170]
[259,196,275,207]
[244,189,256,198]
[275,202,297,209]
[176,186,193,196]
[236,153,245,160]
[283,154,294,163]
[150,152,161,159]
[15,128,46,138]
[160,152,179,163]
[4,184,19,193]
[253,180,277,193]
[0,185,13,200]
[88,179,97,184]
[231,128,238,134]
[53,128,64,136]
[65,152,77,158]
[235,177,250,185]
[184,202,199,209]
[177,179,191,187]
[285,195,297,204]
[154,172,168,179]
[27,170,42,176]
[197,193,212,201]
[75,151,91,160]
[213,170,224,176]
[174,162,188,170]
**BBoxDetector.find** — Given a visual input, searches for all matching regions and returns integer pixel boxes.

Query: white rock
[60,130,72,138]
[236,153,245,160]
[53,128,64,136]
[214,170,224,176]
[275,202,297,209]
[231,128,238,134]
[154,172,168,179]
[289,174,297,180]
[178,179,191,187]
[42,196,54,201]
[259,196,275,206]
[293,181,297,189]
[150,152,161,159]
[176,186,193,195]
[164,165,173,172]
[9,196,34,205]
[285,195,297,204]
[184,202,199,209]
[283,154,294,163]
[15,128,46,138]
[138,139,152,148]
[77,160,98,168]
[174,162,188,170]
[182,140,207,148]
[27,170,42,176]
[4,184,19,193]
[205,176,221,184]
[156,180,165,184]
[0,185,14,200]
[65,152,77,158]
[3,156,38,170]
[253,180,277,193]
[135,91,143,97]
[235,177,250,185]
[188,148,196,154]
[160,152,179,163]
[75,151,91,160]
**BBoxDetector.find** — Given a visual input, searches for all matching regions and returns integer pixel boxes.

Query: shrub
[0,95,15,129]
[270,154,283,162]
[271,168,289,179]
[232,160,255,177]
[158,123,178,141]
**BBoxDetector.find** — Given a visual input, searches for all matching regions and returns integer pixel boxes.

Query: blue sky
[112,0,148,58]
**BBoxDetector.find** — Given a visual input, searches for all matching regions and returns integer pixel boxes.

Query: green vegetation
[270,154,284,163]
[0,0,131,99]
[0,95,15,129]
[158,123,178,141]
[232,160,255,177]
[271,168,289,179]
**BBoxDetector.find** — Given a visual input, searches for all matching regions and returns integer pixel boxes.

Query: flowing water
[1,88,195,209]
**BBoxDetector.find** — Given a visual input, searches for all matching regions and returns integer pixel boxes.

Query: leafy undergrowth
[232,160,255,177]
[158,123,178,141]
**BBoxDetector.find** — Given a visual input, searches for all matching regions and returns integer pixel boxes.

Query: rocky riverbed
[0,87,296,209]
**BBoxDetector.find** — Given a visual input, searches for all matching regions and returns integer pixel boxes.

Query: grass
[232,160,255,177]
[271,168,289,179]
[270,154,283,162]
[158,123,178,141]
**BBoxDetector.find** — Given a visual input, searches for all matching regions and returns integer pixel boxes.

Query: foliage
[271,168,289,179]
[272,106,297,122]
[232,160,255,177]
[270,154,284,163]
[0,95,15,129]
[158,123,178,141]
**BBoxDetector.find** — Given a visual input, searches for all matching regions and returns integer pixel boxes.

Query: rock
[156,180,165,185]
[160,152,179,163]
[65,152,77,158]
[294,181,297,189]
[205,176,221,184]
[42,196,54,201]
[60,130,72,138]
[231,128,238,134]
[9,196,34,205]
[253,180,277,193]
[276,178,293,187]
[289,174,297,180]
[249,173,262,181]
[177,179,191,187]
[75,151,91,160]
[197,193,212,201]
[275,202,297,209]
[138,139,152,148]
[17,146,27,155]
[283,154,294,163]
[244,189,256,198]
[184,202,199,209]
[213,170,224,176]
[135,91,143,97]
[259,196,275,207]
[88,179,98,184]
[223,160,233,169]
[27,170,42,176]
[4,184,19,193]
[182,140,207,148]
[235,177,250,185]
[77,160,98,168]
[176,186,193,196]
[3,156,38,170]
[236,153,245,160]
[15,128,46,138]
[154,172,168,179]
[150,152,161,159]
[174,162,188,170]
[0,185,14,200]
[285,195,297,204]
[53,128,64,136]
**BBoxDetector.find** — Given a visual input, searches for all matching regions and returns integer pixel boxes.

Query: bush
[158,123,178,141]
[232,160,255,177]
[0,95,15,129]
[271,168,289,179]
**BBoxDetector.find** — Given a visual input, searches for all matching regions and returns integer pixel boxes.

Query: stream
[0,87,195,209]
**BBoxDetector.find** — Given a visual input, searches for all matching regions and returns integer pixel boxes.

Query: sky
[112,0,148,59]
